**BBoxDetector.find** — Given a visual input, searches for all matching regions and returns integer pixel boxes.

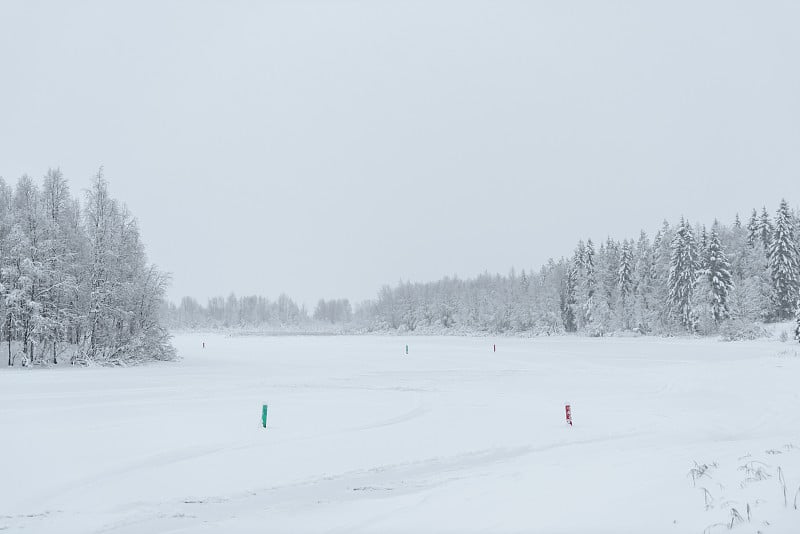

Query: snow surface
[2,334,800,533]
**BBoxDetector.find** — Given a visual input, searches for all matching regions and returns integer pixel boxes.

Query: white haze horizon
[2,1,799,309]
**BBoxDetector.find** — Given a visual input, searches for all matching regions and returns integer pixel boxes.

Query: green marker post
[261,404,268,428]
[405,344,408,355]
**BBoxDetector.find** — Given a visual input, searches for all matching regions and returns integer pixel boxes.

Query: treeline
[167,200,800,340]
[163,295,355,329]
[313,298,353,323]
[366,200,800,337]
[1,169,174,366]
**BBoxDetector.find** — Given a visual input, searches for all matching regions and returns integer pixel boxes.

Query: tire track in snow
[24,444,230,509]
[90,432,639,534]
[24,391,432,514]
[345,403,430,432]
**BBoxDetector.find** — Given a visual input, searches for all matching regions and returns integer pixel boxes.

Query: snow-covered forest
[164,294,309,329]
[0,169,174,366]
[162,295,354,331]
[367,202,800,337]
[168,201,800,339]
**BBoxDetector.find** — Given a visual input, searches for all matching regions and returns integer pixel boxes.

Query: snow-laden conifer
[759,207,774,251]
[706,226,734,324]
[668,219,698,330]
[768,199,800,319]
[747,209,759,246]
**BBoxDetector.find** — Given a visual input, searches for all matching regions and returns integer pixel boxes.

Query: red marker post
[565,404,573,426]
[493,344,496,353]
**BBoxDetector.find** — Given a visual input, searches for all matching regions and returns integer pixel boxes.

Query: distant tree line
[1,169,174,366]
[365,200,800,338]
[164,294,306,329]
[313,298,353,323]
[167,200,800,341]
[163,294,355,330]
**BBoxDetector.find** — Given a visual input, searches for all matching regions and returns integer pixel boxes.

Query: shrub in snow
[795,302,800,343]
[586,326,605,337]
[720,319,769,342]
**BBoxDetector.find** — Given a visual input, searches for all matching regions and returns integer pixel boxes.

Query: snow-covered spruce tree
[560,254,578,332]
[617,239,634,330]
[582,239,596,329]
[668,218,698,331]
[597,238,620,332]
[746,209,759,246]
[652,221,676,332]
[693,223,712,333]
[699,225,708,255]
[759,207,774,252]
[632,231,655,333]
[572,241,586,330]
[587,241,611,334]
[706,226,734,325]
[768,199,800,320]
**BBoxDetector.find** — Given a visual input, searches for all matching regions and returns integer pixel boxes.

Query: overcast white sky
[1,1,799,307]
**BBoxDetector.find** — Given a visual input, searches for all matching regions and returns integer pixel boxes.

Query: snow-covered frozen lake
[2,333,800,533]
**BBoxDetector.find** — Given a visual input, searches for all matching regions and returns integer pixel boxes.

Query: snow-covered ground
[2,334,800,533]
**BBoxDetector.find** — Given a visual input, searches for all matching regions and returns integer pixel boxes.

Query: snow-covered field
[2,334,800,533]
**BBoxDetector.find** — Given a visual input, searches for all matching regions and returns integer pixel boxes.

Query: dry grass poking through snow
[691,444,800,533]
